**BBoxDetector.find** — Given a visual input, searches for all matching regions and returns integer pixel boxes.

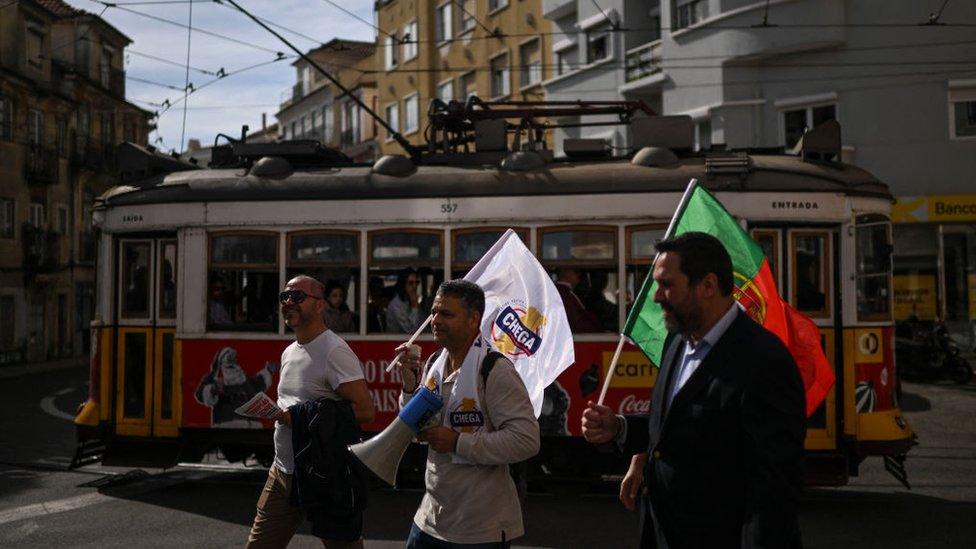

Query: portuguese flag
[624,181,835,416]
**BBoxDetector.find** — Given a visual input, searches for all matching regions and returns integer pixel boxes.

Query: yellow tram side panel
[152,329,181,437]
[115,327,153,437]
[842,327,914,454]
[804,328,837,451]
[73,326,115,428]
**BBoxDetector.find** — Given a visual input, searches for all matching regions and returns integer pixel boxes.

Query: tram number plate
[440,202,458,214]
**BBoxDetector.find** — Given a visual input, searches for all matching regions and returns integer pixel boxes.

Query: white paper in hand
[234,392,281,419]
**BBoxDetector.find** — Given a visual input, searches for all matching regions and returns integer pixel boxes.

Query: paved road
[1,364,974,548]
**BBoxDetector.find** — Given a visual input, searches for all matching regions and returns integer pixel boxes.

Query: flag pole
[597,335,627,405]
[385,315,433,373]
[595,178,700,405]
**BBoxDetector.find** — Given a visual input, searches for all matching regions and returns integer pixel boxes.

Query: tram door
[114,237,180,438]
[750,226,839,451]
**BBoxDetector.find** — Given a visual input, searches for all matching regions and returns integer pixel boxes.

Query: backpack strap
[480,350,505,386]
[478,351,505,430]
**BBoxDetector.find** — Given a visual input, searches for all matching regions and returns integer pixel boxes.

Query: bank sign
[892,195,976,223]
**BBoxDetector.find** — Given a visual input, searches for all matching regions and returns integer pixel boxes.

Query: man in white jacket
[397,279,540,548]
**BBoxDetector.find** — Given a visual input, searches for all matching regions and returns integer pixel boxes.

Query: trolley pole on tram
[221,0,421,161]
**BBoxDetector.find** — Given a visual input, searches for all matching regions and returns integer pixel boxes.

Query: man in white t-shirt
[246,275,375,549]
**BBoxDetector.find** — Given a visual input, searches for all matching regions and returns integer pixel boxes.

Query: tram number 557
[440,202,458,214]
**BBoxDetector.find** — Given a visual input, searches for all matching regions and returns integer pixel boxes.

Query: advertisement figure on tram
[195,346,279,428]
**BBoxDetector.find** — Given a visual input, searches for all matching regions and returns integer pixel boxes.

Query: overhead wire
[451,0,497,38]
[128,49,217,75]
[179,0,194,152]
[319,0,396,40]
[357,58,976,74]
[89,0,284,56]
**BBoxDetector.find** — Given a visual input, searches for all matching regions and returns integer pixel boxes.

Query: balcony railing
[72,136,116,173]
[26,144,59,185]
[22,223,61,274]
[625,41,663,83]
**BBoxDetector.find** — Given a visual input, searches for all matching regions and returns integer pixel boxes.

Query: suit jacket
[624,308,806,549]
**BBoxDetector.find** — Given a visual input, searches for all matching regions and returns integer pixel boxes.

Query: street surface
[1,363,974,548]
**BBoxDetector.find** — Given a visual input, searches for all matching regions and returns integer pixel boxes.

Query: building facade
[547,0,976,349]
[0,0,150,364]
[374,0,552,156]
[276,39,379,162]
[542,0,662,151]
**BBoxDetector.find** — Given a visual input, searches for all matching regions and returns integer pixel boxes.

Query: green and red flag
[624,182,834,416]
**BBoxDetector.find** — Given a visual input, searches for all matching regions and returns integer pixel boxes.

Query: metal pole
[596,178,700,404]
[221,0,418,160]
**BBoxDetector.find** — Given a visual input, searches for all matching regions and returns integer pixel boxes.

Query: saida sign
[892,195,976,223]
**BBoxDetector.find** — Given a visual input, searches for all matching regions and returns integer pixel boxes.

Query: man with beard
[581,232,805,549]
[195,346,278,428]
[246,275,375,549]
[396,279,540,548]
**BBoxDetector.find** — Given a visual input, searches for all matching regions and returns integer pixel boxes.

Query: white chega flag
[463,229,575,417]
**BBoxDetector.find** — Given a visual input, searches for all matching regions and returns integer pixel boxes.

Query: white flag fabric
[464,229,576,417]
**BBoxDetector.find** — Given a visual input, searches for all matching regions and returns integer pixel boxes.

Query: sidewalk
[0,357,87,380]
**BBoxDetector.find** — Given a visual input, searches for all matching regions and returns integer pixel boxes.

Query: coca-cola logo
[618,395,651,415]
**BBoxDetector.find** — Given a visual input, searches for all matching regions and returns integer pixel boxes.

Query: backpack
[425,348,530,502]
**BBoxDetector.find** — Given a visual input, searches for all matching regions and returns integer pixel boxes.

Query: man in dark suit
[582,232,806,549]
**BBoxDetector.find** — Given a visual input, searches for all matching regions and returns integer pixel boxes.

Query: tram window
[368,230,443,334]
[625,225,666,322]
[856,217,892,321]
[450,227,529,278]
[121,242,151,319]
[158,240,177,319]
[540,226,617,333]
[750,229,782,293]
[287,231,359,333]
[791,232,831,318]
[209,233,278,332]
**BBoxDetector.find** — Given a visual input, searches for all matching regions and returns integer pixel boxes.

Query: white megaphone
[348,386,443,486]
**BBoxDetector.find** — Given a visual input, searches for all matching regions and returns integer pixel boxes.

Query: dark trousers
[406,523,511,549]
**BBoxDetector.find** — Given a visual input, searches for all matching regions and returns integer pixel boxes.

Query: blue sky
[64,0,376,153]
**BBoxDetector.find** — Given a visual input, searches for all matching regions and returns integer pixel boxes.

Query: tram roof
[100,154,892,207]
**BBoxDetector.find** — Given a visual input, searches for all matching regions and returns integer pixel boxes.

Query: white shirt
[273,329,365,474]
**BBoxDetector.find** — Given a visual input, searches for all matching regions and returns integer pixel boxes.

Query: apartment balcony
[543,0,576,20]
[22,224,61,274]
[26,144,59,185]
[620,41,666,96]
[72,137,116,173]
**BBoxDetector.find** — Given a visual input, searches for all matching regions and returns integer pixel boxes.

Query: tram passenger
[582,270,618,332]
[396,280,540,548]
[366,276,388,333]
[581,233,805,549]
[246,275,375,549]
[208,274,233,326]
[554,267,603,333]
[324,280,357,333]
[796,252,825,311]
[386,268,424,333]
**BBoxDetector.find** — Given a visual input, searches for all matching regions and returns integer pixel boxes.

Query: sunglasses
[278,290,323,304]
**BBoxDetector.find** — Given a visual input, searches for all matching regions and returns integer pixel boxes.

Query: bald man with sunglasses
[247,275,375,549]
